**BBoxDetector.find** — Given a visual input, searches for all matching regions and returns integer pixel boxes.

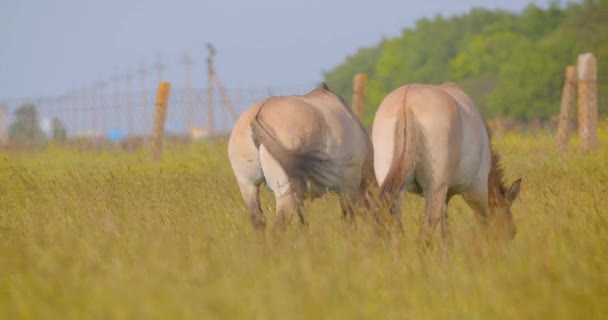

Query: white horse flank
[228,84,375,232]
[372,83,521,242]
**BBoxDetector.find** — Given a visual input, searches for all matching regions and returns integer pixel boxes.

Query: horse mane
[486,124,508,201]
[309,83,359,119]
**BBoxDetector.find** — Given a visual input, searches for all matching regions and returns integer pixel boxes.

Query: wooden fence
[556,52,599,153]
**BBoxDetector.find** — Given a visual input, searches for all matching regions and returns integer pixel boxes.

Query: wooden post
[151,82,171,161]
[352,73,367,121]
[0,103,7,146]
[137,63,149,140]
[577,53,598,152]
[206,43,216,136]
[556,66,577,152]
[112,72,122,134]
[181,52,194,133]
[125,72,134,136]
[97,81,107,135]
[213,76,239,122]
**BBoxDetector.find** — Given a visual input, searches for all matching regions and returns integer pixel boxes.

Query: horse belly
[449,127,487,193]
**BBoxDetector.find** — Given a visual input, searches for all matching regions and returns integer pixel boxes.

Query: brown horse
[372,82,521,242]
[228,84,375,232]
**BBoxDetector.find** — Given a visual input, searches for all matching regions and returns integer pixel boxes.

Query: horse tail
[250,102,336,193]
[379,85,419,200]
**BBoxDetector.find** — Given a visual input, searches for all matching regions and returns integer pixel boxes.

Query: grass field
[0,130,607,319]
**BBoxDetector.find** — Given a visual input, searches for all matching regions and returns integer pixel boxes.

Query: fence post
[0,103,7,147]
[151,82,171,161]
[577,53,598,152]
[556,66,577,152]
[206,44,216,136]
[352,73,367,122]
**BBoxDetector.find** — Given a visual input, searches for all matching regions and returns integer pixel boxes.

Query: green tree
[9,104,46,147]
[323,1,607,123]
[51,117,67,143]
[323,44,384,105]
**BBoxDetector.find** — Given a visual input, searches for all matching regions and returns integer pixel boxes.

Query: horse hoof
[250,216,267,230]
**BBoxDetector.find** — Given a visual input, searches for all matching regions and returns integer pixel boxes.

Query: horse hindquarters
[372,89,419,228]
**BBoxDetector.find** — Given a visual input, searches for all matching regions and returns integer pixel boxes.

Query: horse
[228,84,376,232]
[371,82,521,243]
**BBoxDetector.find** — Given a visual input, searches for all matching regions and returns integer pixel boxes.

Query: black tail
[250,110,337,194]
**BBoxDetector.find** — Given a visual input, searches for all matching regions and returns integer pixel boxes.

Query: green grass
[0,132,607,319]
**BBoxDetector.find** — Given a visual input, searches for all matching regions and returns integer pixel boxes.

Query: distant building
[190,127,210,140]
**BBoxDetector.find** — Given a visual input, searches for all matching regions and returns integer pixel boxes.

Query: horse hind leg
[271,189,305,235]
[389,191,405,234]
[258,146,308,234]
[339,192,359,224]
[238,181,266,230]
[418,184,449,246]
[291,180,307,228]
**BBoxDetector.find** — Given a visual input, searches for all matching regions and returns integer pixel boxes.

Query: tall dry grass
[0,130,606,319]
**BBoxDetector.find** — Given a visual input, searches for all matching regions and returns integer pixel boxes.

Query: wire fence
[0,43,322,149]
[0,83,317,148]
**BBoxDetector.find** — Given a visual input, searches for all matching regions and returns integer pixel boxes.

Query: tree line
[8,104,67,147]
[324,1,607,126]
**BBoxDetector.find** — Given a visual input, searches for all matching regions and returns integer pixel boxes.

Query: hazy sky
[1,0,554,101]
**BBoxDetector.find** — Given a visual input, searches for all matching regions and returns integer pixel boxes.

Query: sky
[1,0,555,102]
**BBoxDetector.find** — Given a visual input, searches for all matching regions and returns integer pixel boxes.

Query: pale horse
[228,84,376,231]
[372,83,522,242]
